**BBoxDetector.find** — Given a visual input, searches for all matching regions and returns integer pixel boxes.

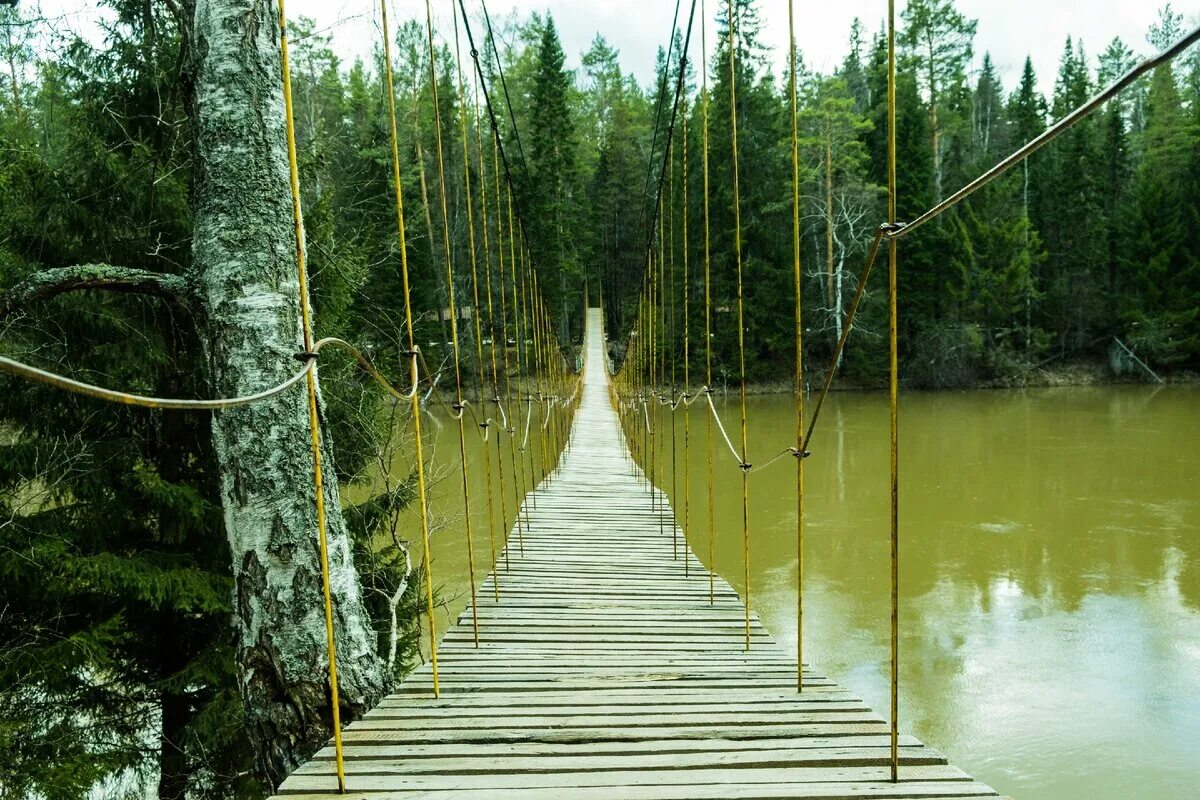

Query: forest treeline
[606,1,1200,389]
[0,0,1197,797]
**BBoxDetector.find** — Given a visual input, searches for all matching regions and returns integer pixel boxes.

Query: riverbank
[691,361,1200,396]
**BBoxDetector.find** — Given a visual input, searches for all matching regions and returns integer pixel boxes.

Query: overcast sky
[30,1,1199,96]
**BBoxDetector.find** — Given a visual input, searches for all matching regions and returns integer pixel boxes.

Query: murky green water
[375,385,1200,800]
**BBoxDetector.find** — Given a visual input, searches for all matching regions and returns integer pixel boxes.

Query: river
[379,384,1200,800]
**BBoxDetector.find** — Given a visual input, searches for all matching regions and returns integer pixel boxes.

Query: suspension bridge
[2,0,1197,795]
[269,308,1004,799]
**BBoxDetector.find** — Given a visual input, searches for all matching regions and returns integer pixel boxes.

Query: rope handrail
[701,392,800,473]
[491,395,510,429]
[0,336,419,411]
[0,350,312,410]
[518,393,535,450]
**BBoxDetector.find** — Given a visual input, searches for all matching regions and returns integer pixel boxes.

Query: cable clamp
[792,447,811,459]
[739,462,752,472]
[452,401,467,412]
[294,351,318,362]
[880,221,908,236]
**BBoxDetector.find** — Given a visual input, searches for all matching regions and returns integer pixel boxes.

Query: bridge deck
[274,308,1002,799]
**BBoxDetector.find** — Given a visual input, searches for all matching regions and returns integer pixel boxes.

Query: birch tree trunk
[186,0,384,786]
[824,138,835,314]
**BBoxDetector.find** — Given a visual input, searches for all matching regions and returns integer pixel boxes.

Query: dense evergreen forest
[0,0,1197,797]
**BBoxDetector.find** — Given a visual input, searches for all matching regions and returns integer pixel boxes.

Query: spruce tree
[528,15,581,341]
[1125,57,1199,362]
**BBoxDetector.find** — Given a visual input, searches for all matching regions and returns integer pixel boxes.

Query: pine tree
[972,54,1004,160]
[527,15,581,341]
[900,0,977,202]
[840,19,870,114]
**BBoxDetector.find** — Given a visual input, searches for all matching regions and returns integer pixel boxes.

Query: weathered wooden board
[271,310,999,800]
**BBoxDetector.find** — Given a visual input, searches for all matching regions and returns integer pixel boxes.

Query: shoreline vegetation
[598,370,1198,398]
[432,354,1198,405]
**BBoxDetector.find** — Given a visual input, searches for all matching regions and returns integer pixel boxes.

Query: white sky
[27,1,1200,97]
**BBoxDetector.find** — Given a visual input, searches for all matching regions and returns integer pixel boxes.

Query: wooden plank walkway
[274,308,1003,799]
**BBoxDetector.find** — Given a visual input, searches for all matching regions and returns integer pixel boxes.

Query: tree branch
[0,264,191,321]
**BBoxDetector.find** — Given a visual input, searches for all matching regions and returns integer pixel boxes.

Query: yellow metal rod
[277,1,346,791]
[681,95,691,580]
[486,133,514,574]
[726,0,752,652]
[649,247,656,503]
[701,0,715,607]
[454,2,499,603]
[787,0,805,692]
[379,0,438,699]
[506,187,530,552]
[888,0,900,781]
[423,0,479,648]
[669,130,679,564]
[525,263,546,487]
[658,195,666,541]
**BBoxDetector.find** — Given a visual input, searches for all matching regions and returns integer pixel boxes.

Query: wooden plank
[295,746,945,776]
[277,781,998,799]
[335,723,896,744]
[308,734,931,760]
[282,765,974,791]
[364,705,873,724]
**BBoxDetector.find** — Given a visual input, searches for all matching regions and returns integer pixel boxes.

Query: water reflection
[381,385,1200,799]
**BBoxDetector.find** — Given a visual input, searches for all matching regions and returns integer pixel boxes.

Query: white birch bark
[187,0,384,785]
